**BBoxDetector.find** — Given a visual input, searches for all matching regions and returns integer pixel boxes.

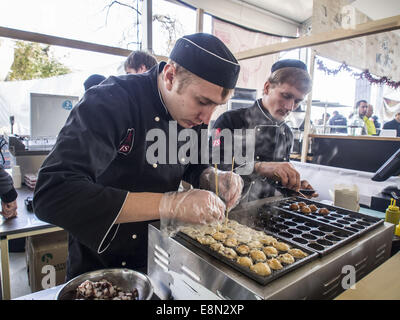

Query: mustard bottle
[395,222,400,237]
[385,199,400,229]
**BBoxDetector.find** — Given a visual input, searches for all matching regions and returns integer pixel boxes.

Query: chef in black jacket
[33,33,244,280]
[211,59,316,202]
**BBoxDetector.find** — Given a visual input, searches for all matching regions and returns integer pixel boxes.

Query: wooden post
[196,8,204,33]
[301,50,317,163]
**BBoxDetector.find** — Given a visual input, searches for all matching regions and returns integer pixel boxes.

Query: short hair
[333,110,339,115]
[268,67,312,94]
[168,60,232,100]
[356,100,368,108]
[84,74,106,91]
[124,51,157,72]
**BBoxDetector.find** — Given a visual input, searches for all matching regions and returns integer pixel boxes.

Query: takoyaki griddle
[274,197,383,238]
[176,231,318,286]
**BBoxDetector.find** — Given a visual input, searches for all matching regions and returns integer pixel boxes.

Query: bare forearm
[116,192,163,223]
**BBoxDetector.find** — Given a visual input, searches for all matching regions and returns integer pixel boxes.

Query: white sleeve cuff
[97,192,129,254]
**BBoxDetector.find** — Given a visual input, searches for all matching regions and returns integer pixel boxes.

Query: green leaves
[6,41,71,81]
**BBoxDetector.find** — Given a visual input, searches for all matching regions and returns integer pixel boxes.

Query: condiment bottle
[385,198,400,230]
[395,222,400,237]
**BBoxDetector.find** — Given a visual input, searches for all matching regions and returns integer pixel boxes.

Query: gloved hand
[199,167,244,211]
[1,200,18,219]
[159,189,226,236]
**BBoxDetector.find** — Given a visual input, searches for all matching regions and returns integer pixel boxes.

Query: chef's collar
[150,61,173,121]
[256,99,286,127]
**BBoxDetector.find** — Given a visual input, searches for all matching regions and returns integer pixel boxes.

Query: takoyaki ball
[289,203,300,211]
[221,227,236,236]
[267,258,283,270]
[196,235,217,245]
[248,240,263,249]
[210,242,224,252]
[298,202,307,208]
[301,206,312,215]
[224,237,238,248]
[221,247,237,260]
[318,207,330,216]
[236,256,253,268]
[212,232,227,241]
[263,246,278,258]
[278,253,295,265]
[259,235,277,246]
[288,248,308,259]
[236,244,250,255]
[250,262,271,276]
[272,241,290,252]
[309,204,318,213]
[250,249,267,262]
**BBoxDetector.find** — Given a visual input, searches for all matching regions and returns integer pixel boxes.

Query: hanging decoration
[316,59,400,90]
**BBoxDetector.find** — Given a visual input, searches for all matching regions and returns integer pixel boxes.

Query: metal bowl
[55,268,153,300]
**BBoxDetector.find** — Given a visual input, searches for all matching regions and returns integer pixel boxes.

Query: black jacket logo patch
[118,128,135,155]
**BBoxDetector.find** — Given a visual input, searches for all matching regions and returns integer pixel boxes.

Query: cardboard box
[26,230,68,293]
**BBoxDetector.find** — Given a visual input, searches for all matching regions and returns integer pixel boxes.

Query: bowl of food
[55,268,153,300]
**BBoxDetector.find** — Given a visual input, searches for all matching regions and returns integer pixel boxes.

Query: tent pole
[301,50,317,163]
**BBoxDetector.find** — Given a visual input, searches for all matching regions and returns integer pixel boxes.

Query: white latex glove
[159,189,226,236]
[199,167,244,211]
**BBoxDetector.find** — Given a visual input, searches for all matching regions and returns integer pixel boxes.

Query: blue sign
[62,100,73,110]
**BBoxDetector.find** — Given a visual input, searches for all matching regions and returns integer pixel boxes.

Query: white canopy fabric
[0,62,122,135]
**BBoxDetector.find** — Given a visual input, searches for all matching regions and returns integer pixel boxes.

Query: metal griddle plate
[176,229,318,286]
[274,197,384,239]
[251,205,357,257]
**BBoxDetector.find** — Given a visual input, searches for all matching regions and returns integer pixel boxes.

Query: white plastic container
[12,165,22,189]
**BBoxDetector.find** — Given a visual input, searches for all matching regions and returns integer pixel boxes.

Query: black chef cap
[271,59,307,73]
[84,74,106,91]
[169,33,240,89]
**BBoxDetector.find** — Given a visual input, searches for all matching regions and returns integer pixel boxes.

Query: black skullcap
[271,59,307,73]
[169,33,240,89]
[84,74,106,91]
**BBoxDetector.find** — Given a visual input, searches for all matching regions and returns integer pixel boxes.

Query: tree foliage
[6,41,71,81]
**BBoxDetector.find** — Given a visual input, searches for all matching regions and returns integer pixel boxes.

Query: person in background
[366,104,381,133]
[363,104,377,135]
[328,110,347,133]
[0,165,17,219]
[83,74,106,91]
[316,112,330,126]
[210,59,317,202]
[349,100,369,135]
[383,111,400,137]
[124,51,157,74]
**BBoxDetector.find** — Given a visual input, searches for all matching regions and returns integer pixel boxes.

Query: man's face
[161,64,231,128]
[261,82,306,121]
[358,102,368,117]
[395,113,400,123]
[126,65,147,75]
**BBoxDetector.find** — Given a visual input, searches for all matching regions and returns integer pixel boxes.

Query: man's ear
[138,65,147,73]
[263,81,271,95]
[163,63,176,91]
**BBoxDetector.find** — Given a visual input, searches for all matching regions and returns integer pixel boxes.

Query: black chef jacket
[211,99,293,202]
[33,62,208,280]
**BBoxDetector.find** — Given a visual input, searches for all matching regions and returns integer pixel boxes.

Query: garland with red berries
[316,59,400,89]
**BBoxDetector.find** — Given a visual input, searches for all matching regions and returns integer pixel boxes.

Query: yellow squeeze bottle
[385,199,400,231]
